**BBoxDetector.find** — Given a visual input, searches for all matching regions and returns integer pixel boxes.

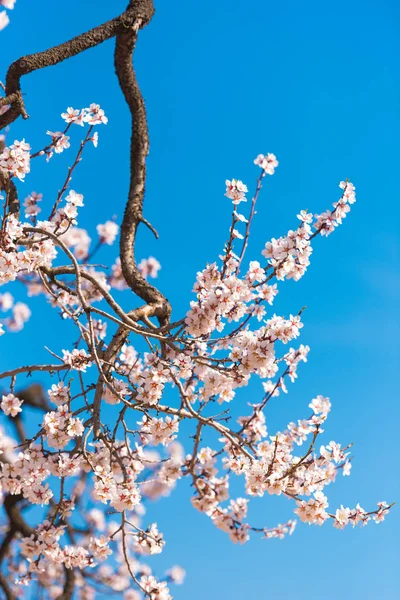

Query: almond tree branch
[56,567,75,600]
[0,1,155,130]
[114,5,171,326]
[0,572,16,600]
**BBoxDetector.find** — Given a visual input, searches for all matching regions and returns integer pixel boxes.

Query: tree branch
[0,572,16,600]
[0,1,155,130]
[56,567,75,600]
[114,5,171,326]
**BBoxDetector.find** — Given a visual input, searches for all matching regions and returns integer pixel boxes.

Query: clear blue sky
[1,1,399,598]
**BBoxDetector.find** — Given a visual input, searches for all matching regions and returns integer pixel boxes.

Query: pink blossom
[138,256,161,279]
[1,1,16,10]
[61,107,85,126]
[62,348,93,372]
[225,179,248,204]
[0,9,9,30]
[1,393,23,417]
[254,153,278,175]
[97,220,119,245]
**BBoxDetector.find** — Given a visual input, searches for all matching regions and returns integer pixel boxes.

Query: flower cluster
[46,130,70,156]
[1,392,23,417]
[61,103,108,126]
[62,348,93,372]
[0,292,31,333]
[97,220,119,245]
[0,123,391,600]
[42,404,84,449]
[139,415,180,446]
[225,179,248,204]
[0,139,30,180]
[138,256,161,279]
[314,180,356,236]
[254,152,279,175]
[23,191,43,218]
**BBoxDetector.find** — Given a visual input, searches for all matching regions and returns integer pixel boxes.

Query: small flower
[225,179,248,204]
[0,10,10,31]
[1,393,23,417]
[46,131,70,154]
[254,153,278,175]
[83,103,108,125]
[61,107,84,126]
[138,256,161,279]
[97,221,119,245]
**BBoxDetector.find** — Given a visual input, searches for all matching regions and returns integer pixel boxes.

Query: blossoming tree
[0,1,393,599]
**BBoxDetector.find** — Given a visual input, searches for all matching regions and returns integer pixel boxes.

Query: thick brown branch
[114,9,171,326]
[90,1,172,437]
[4,495,34,537]
[0,1,155,130]
[0,529,15,566]
[0,572,16,600]
[56,567,75,600]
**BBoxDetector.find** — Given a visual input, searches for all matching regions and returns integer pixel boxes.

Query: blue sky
[1,0,399,598]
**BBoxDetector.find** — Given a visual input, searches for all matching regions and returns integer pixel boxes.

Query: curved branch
[0,572,16,600]
[4,495,34,537]
[91,7,172,436]
[56,567,75,600]
[0,1,155,130]
[114,9,171,326]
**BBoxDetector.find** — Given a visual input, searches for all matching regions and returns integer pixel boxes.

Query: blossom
[46,131,70,154]
[254,153,278,175]
[110,481,141,511]
[225,179,248,204]
[23,192,43,218]
[48,382,69,405]
[42,404,84,449]
[134,523,165,555]
[97,220,119,245]
[297,210,313,224]
[61,107,85,126]
[294,492,329,526]
[309,395,331,416]
[138,256,161,279]
[92,318,107,341]
[7,302,31,332]
[0,139,31,180]
[140,576,172,600]
[0,128,391,596]
[59,227,91,260]
[89,535,112,561]
[374,501,390,523]
[0,292,13,311]
[166,566,185,585]
[109,257,128,290]
[334,505,351,529]
[103,378,129,405]
[83,103,108,125]
[65,190,84,207]
[1,393,23,417]
[343,461,352,476]
[0,10,9,30]
[1,1,16,9]
[139,415,179,446]
[62,349,93,372]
